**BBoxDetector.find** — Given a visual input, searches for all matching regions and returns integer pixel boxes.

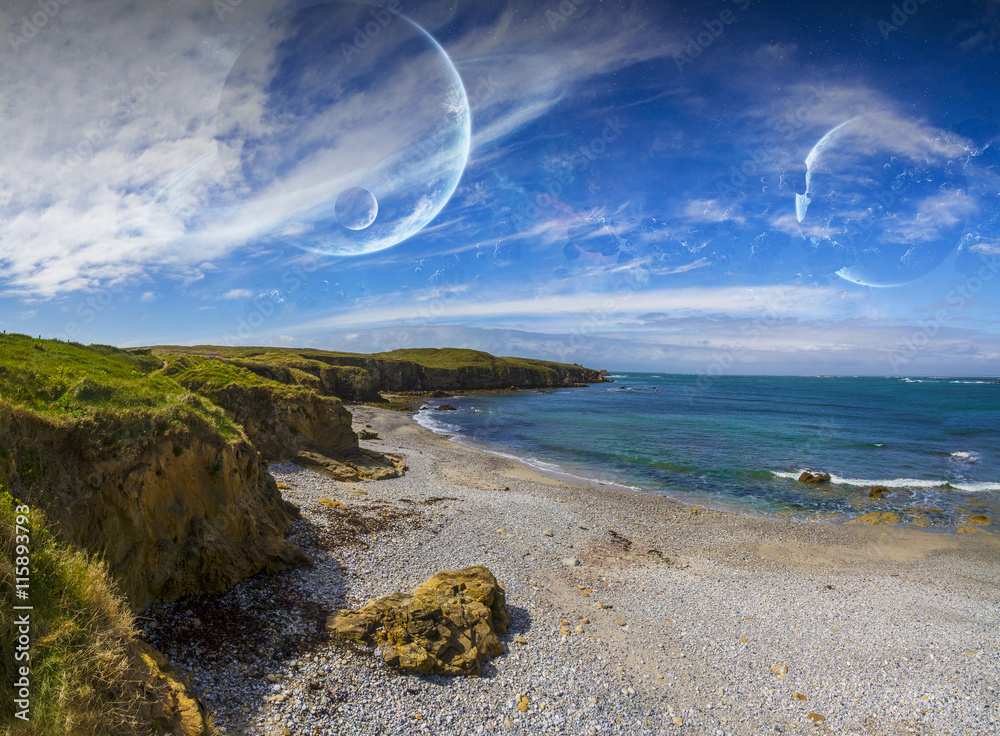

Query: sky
[1,0,998,375]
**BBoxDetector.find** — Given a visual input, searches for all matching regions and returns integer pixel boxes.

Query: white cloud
[221,289,255,300]
[287,283,861,335]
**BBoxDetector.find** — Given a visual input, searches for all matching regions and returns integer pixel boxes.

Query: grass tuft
[0,490,152,736]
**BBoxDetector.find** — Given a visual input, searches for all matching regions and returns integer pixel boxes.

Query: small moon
[335,187,378,230]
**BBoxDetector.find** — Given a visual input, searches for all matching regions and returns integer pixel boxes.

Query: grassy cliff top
[0,333,238,441]
[146,344,597,373]
[0,336,604,432]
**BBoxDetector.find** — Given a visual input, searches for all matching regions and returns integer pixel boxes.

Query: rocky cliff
[155,346,609,403]
[0,401,309,613]
[163,355,405,480]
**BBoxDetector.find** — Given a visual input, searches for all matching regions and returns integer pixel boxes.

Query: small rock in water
[798,471,831,485]
[867,485,890,499]
[847,511,901,526]
[562,557,580,567]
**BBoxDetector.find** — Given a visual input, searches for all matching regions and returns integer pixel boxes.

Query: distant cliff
[148,346,609,402]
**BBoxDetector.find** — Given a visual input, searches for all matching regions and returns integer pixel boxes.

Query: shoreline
[141,405,1000,736]
[411,399,998,533]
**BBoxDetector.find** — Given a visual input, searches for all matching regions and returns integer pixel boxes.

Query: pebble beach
[141,405,1000,736]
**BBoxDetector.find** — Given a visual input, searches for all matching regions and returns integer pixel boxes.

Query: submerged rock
[868,485,890,498]
[798,471,831,485]
[327,565,509,676]
[847,511,901,526]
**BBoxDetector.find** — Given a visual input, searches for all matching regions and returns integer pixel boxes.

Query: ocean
[414,373,1000,530]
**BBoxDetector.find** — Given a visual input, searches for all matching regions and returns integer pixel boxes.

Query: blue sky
[1,0,998,374]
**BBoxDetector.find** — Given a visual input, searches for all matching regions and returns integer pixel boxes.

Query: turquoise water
[415,374,1000,530]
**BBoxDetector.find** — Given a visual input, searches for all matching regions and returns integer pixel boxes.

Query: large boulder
[327,565,509,676]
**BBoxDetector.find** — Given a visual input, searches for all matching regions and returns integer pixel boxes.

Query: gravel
[140,405,1000,736]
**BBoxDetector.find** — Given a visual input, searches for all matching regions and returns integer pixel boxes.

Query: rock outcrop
[131,640,212,735]
[798,470,831,485]
[202,383,358,461]
[220,349,607,403]
[1,404,310,612]
[166,362,405,480]
[296,448,407,482]
[327,565,509,676]
[868,485,890,498]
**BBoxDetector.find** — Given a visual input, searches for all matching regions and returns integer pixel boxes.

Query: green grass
[0,489,151,736]
[0,334,240,458]
[367,347,571,370]
[148,344,592,373]
[160,353,318,401]
[144,344,604,402]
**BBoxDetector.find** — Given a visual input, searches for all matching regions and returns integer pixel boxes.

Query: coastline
[142,405,1000,736]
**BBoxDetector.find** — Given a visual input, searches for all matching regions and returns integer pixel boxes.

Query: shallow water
[415,374,1000,530]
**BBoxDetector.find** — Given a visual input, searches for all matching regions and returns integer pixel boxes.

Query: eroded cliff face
[230,356,607,402]
[204,384,358,461]
[1,406,310,612]
[192,383,405,481]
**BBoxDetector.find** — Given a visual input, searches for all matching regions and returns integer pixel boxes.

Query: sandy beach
[142,405,1000,736]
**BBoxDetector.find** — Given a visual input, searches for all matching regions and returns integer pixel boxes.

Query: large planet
[213,2,470,256]
[795,113,972,287]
